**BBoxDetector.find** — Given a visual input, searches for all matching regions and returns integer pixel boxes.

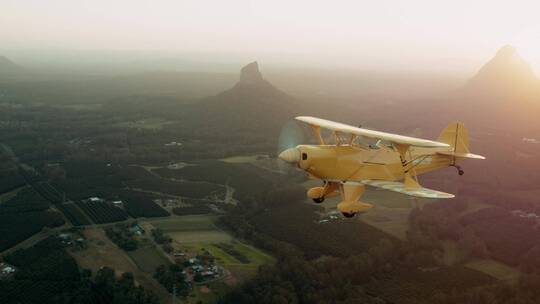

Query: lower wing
[359,179,455,199]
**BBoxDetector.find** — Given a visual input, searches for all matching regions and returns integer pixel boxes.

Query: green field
[184,240,275,284]
[465,259,520,282]
[128,244,171,273]
[169,231,232,244]
[187,241,274,268]
[148,215,275,286]
[150,215,232,244]
[151,215,218,232]
[220,155,260,163]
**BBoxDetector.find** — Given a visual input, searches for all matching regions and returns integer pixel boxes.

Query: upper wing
[296,116,449,148]
[359,179,455,199]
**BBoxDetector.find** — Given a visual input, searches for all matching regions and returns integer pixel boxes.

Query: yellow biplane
[279,116,485,218]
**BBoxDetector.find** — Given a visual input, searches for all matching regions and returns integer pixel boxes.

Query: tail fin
[437,122,485,160]
[437,122,469,153]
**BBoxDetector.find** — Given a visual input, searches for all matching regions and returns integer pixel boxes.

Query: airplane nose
[279,148,301,163]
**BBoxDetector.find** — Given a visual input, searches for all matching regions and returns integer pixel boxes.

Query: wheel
[458,170,464,176]
[342,212,355,218]
[312,197,325,203]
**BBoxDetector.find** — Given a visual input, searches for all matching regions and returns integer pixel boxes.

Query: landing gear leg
[451,164,464,176]
[312,181,327,203]
[308,181,338,203]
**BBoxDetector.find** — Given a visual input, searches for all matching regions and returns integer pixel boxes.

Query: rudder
[437,122,469,153]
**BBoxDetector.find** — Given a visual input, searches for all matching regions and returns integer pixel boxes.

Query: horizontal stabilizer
[359,180,455,199]
[437,151,486,159]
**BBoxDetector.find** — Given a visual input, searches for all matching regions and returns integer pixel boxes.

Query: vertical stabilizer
[437,122,470,153]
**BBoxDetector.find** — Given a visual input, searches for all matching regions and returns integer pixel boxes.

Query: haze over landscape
[1,1,540,304]
[3,0,540,74]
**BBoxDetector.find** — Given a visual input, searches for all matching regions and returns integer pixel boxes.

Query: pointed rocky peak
[237,61,265,86]
[494,45,517,59]
[204,60,293,109]
[464,45,539,96]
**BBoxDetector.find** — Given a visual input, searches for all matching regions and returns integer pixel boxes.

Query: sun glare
[512,26,540,76]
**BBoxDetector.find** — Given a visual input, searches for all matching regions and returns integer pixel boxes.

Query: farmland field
[465,259,520,281]
[128,244,171,272]
[220,155,261,163]
[151,215,219,232]
[150,215,232,244]
[170,230,232,244]
[70,228,172,303]
[75,200,128,224]
[148,215,275,286]
[118,190,170,218]
[56,202,91,226]
[185,241,275,281]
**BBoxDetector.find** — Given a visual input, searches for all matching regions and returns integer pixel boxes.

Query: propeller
[276,120,306,173]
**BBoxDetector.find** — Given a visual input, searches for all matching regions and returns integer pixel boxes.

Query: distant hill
[437,45,540,133]
[188,61,300,133]
[0,56,22,72]
[462,45,540,99]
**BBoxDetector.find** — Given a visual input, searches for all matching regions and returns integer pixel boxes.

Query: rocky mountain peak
[494,45,517,59]
[238,61,264,85]
[463,45,539,97]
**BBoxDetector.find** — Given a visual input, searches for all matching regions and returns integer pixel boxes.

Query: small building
[0,263,17,279]
[129,225,145,235]
[201,271,214,277]
[165,141,183,147]
[167,162,186,169]
[58,233,71,240]
[192,265,204,272]
[511,210,524,216]
[523,138,540,144]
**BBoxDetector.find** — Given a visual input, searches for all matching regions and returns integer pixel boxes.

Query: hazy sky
[2,0,540,73]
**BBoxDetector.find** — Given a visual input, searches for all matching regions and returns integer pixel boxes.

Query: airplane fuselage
[294,144,454,182]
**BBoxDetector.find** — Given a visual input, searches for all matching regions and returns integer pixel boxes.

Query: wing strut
[395,143,421,190]
[308,125,325,145]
